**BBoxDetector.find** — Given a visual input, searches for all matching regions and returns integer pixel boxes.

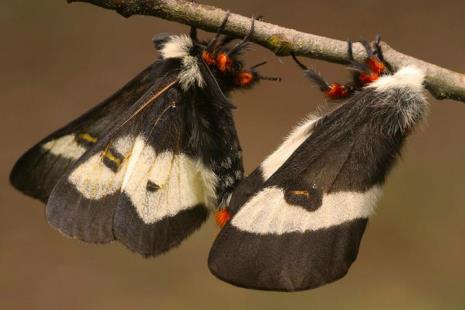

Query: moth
[208,40,428,291]
[10,15,276,257]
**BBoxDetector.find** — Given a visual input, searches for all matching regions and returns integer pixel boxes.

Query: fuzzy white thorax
[159,34,193,59]
[159,34,204,91]
[368,65,428,134]
[368,66,425,92]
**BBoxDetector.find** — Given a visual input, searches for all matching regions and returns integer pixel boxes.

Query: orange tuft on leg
[326,83,349,99]
[359,72,379,85]
[358,57,385,85]
[367,57,385,76]
[215,209,231,228]
[234,71,254,87]
[216,53,232,72]
[202,51,216,65]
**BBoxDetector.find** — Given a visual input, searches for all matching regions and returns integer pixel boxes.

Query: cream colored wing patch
[68,135,134,200]
[121,137,217,224]
[41,134,87,160]
[231,185,382,234]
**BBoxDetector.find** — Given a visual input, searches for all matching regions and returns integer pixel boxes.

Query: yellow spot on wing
[103,149,122,167]
[288,190,310,198]
[78,133,97,143]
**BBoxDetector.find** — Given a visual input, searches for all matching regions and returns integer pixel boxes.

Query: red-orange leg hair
[215,209,231,228]
[202,51,216,66]
[216,52,232,72]
[234,71,255,87]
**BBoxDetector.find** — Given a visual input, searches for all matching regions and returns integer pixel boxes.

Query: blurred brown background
[1,0,465,309]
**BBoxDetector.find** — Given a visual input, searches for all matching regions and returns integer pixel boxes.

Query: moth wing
[209,90,403,291]
[113,138,215,257]
[10,62,162,202]
[46,60,234,255]
[46,61,182,244]
[113,73,241,257]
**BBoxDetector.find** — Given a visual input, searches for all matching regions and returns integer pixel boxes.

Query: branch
[68,0,465,103]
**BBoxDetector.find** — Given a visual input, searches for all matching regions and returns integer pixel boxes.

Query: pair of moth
[10,15,428,291]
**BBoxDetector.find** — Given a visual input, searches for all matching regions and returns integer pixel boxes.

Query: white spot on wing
[261,116,320,180]
[231,186,382,234]
[68,135,134,200]
[42,134,86,160]
[67,134,218,220]
[121,139,217,224]
[122,137,146,189]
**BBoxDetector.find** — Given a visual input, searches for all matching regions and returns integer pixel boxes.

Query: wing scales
[46,63,181,244]
[10,62,163,202]
[209,88,412,291]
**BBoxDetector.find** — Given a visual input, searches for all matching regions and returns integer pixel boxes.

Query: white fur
[368,66,427,134]
[261,116,320,180]
[68,135,134,200]
[159,34,193,59]
[179,55,205,91]
[121,139,217,224]
[42,134,86,160]
[159,34,204,91]
[368,66,425,92]
[231,186,382,234]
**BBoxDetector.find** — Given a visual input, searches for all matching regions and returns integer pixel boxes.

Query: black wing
[10,61,164,202]
[46,57,244,256]
[114,59,244,256]
[209,79,427,291]
[45,58,182,244]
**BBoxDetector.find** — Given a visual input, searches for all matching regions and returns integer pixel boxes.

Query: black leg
[348,39,354,60]
[373,33,393,72]
[359,39,373,57]
[291,53,330,91]
[227,17,255,56]
[291,53,308,70]
[190,26,198,42]
[374,33,384,61]
[250,61,267,70]
[216,35,236,48]
[206,11,231,51]
[346,39,370,72]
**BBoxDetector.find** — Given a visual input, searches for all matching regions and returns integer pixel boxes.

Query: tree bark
[68,0,465,103]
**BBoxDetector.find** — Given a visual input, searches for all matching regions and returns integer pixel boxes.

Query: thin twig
[67,0,465,103]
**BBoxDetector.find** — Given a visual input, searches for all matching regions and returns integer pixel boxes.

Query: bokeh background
[1,0,465,309]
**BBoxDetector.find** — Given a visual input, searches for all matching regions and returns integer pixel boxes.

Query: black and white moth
[10,17,271,257]
[208,53,428,291]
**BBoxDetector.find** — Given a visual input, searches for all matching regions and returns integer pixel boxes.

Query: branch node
[267,34,293,56]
